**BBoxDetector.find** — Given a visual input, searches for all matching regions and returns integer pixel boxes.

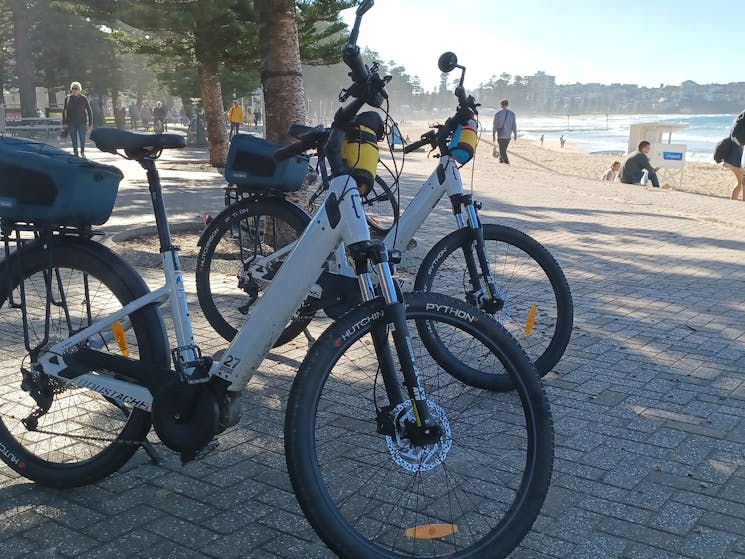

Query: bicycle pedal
[180,438,219,465]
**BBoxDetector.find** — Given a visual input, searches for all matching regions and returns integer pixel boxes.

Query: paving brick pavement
[1,140,745,558]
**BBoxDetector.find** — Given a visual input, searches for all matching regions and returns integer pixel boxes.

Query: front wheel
[415,223,573,380]
[285,293,553,559]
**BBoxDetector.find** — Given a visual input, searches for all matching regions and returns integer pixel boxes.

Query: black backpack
[732,110,745,146]
[714,136,735,163]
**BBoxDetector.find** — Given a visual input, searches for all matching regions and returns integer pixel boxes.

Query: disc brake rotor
[385,399,451,472]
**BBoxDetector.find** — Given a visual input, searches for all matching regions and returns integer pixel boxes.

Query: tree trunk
[255,0,310,219]
[181,96,194,120]
[197,61,228,167]
[193,1,229,167]
[12,0,37,117]
[0,59,4,106]
[255,0,307,145]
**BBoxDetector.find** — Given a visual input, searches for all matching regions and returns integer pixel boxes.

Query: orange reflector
[525,305,537,336]
[112,321,129,357]
[405,523,459,539]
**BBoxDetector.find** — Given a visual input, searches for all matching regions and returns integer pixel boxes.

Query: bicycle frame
[244,153,476,282]
[35,169,384,409]
[383,154,478,249]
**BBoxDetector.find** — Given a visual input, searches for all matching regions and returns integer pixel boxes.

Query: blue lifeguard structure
[388,123,404,149]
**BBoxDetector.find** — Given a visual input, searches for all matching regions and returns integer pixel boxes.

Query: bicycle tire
[363,175,399,235]
[0,237,169,488]
[285,292,553,559]
[195,196,312,343]
[415,223,573,383]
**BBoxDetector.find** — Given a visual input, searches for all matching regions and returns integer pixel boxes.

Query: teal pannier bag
[0,137,123,226]
[225,134,308,192]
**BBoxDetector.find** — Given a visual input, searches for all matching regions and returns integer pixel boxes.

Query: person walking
[153,101,167,133]
[129,102,138,129]
[492,99,517,164]
[61,81,93,158]
[140,103,152,131]
[227,100,244,139]
[717,111,745,201]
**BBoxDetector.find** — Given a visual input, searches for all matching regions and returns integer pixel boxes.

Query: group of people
[604,117,744,200]
[59,81,745,201]
[61,81,175,156]
[600,140,661,187]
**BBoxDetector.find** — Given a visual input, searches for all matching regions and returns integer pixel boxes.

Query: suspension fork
[451,194,500,305]
[349,241,436,429]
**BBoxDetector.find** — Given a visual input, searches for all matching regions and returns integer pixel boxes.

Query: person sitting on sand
[601,161,621,182]
[620,141,660,188]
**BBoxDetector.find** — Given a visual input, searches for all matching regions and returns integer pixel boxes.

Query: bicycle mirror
[438,52,458,73]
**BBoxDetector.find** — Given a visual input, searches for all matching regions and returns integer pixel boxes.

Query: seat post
[140,155,174,252]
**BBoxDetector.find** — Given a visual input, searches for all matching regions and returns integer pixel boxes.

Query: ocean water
[511,113,738,163]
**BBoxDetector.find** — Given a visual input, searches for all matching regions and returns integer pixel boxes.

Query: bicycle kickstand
[141,438,163,465]
[303,327,316,345]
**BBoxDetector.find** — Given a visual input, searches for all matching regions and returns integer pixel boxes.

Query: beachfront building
[528,71,556,112]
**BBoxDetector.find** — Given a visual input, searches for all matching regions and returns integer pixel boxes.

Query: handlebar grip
[274,137,314,161]
[343,44,370,84]
[403,137,431,154]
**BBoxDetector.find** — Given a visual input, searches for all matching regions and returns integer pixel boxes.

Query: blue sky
[341,1,739,91]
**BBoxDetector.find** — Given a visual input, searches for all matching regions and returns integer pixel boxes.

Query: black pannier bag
[224,134,309,192]
[714,136,735,163]
[732,110,745,146]
[0,137,123,226]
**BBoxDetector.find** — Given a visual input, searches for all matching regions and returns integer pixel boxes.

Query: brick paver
[1,140,744,558]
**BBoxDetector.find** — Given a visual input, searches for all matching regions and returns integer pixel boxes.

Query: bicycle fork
[347,241,440,443]
[452,194,504,314]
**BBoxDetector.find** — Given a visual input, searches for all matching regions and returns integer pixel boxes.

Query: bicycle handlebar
[403,131,436,154]
[274,125,328,161]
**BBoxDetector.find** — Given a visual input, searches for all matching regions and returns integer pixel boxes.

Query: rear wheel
[363,175,399,235]
[195,196,312,343]
[285,293,553,559]
[0,238,168,488]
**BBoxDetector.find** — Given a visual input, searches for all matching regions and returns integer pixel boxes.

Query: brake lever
[338,87,352,102]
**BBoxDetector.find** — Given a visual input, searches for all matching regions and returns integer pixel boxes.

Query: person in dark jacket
[62,81,93,158]
[620,140,660,188]
[153,101,167,132]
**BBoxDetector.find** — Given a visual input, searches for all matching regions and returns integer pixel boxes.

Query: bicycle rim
[416,224,572,377]
[363,175,399,235]
[286,293,553,558]
[0,241,162,487]
[196,198,312,343]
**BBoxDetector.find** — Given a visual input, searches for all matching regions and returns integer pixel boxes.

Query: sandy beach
[395,120,743,201]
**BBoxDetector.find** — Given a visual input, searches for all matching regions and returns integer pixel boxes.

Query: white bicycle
[196,57,573,384]
[0,3,552,557]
